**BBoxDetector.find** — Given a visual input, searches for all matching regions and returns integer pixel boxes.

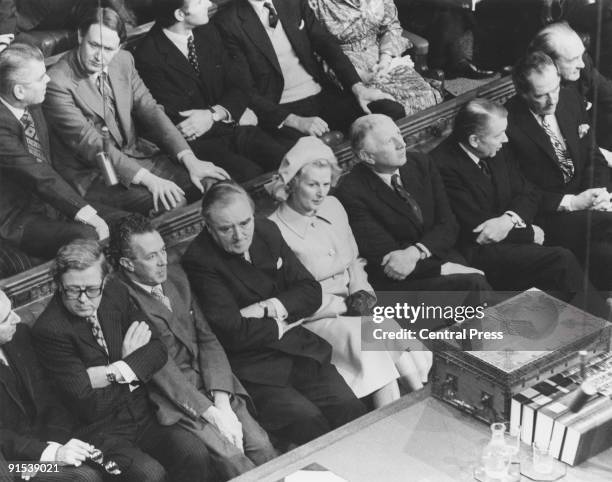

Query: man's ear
[174,8,185,23]
[119,257,134,272]
[468,134,479,150]
[12,84,24,101]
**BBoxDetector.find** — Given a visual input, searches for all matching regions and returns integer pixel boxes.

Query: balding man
[529,21,612,152]
[0,43,111,261]
[335,114,491,297]
[432,98,591,302]
[182,181,366,447]
[505,51,612,291]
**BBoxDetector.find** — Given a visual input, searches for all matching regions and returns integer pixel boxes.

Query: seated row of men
[3,57,612,476]
[0,0,411,269]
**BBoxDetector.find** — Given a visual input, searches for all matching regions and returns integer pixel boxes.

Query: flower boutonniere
[578,124,590,139]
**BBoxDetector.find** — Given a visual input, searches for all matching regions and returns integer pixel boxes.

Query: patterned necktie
[187,35,200,74]
[86,313,109,355]
[391,174,424,224]
[263,2,279,28]
[540,115,574,183]
[151,285,172,312]
[20,109,47,164]
[96,71,124,146]
[478,158,492,180]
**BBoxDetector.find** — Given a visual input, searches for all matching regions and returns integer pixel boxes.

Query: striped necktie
[151,285,172,312]
[540,115,574,183]
[391,174,424,224]
[263,2,279,28]
[20,109,47,163]
[86,313,109,355]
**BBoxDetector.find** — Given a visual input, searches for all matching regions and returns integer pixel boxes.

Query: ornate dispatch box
[431,291,611,425]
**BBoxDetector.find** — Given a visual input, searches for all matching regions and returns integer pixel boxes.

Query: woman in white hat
[267,137,432,407]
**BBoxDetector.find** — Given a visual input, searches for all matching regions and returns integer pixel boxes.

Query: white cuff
[176,149,195,164]
[267,298,288,322]
[74,205,97,223]
[558,195,575,212]
[40,442,61,462]
[414,242,431,259]
[212,105,232,123]
[112,360,138,384]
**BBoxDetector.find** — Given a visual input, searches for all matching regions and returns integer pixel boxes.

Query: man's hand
[570,188,609,211]
[473,215,514,245]
[182,155,230,192]
[202,406,244,453]
[86,366,111,389]
[238,107,258,126]
[240,303,265,318]
[56,439,94,466]
[382,247,420,280]
[533,224,545,245]
[284,114,329,136]
[139,171,186,212]
[352,82,394,114]
[177,110,214,141]
[440,262,484,276]
[85,214,109,241]
[122,321,151,358]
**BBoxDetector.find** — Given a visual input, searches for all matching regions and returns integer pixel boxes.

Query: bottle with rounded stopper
[481,422,510,480]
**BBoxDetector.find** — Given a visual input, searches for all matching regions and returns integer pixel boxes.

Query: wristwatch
[105,365,117,383]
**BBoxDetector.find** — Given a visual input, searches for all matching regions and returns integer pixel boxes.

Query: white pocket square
[298,19,305,30]
[578,123,590,139]
[277,257,283,269]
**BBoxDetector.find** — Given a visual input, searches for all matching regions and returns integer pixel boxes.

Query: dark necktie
[478,158,492,180]
[151,285,172,312]
[86,313,109,355]
[263,2,279,28]
[20,109,47,164]
[187,34,200,74]
[540,115,574,183]
[391,174,423,224]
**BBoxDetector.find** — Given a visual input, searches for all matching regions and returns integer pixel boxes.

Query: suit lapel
[555,96,581,168]
[238,0,282,74]
[159,280,196,356]
[515,101,561,170]
[156,26,202,84]
[107,60,131,145]
[30,106,51,159]
[273,0,306,62]
[1,342,30,415]
[454,143,497,204]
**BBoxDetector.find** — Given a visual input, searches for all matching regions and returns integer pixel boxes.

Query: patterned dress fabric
[308,0,442,115]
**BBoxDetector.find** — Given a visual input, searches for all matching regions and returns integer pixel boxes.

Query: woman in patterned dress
[309,0,442,115]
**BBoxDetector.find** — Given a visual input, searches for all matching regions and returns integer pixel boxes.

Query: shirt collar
[0,96,25,122]
[163,28,191,47]
[371,168,401,188]
[248,0,268,14]
[132,279,160,296]
[458,142,482,165]
[275,199,332,239]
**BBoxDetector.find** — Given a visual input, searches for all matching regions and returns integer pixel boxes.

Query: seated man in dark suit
[134,0,292,182]
[529,22,612,153]
[335,114,491,296]
[44,7,230,218]
[182,182,366,447]
[0,43,111,260]
[214,0,404,140]
[111,214,276,479]
[32,239,213,482]
[506,51,612,291]
[432,98,588,300]
[0,288,103,482]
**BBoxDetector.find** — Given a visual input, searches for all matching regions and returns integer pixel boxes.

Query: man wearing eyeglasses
[0,288,103,482]
[32,239,215,482]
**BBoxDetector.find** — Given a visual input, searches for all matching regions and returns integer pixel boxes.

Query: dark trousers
[82,393,213,482]
[19,215,97,260]
[274,88,405,140]
[190,124,293,182]
[243,357,367,447]
[395,2,473,70]
[84,154,201,218]
[178,395,276,480]
[539,210,612,291]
